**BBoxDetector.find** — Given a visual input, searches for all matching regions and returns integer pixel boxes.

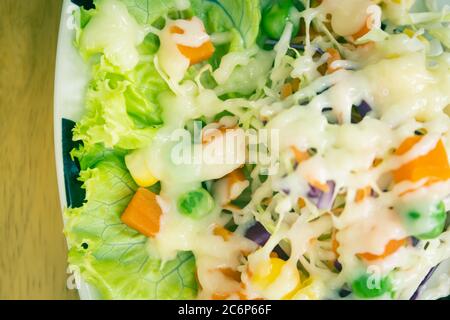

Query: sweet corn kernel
[251,258,302,300]
[251,258,286,289]
[125,151,158,187]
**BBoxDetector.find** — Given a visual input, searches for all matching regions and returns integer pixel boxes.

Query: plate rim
[54,0,98,300]
[52,0,450,301]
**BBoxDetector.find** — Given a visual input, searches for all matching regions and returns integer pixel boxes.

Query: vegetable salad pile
[65,0,450,299]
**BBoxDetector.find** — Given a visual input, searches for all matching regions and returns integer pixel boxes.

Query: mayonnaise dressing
[320,0,374,36]
[123,1,450,300]
[158,18,211,82]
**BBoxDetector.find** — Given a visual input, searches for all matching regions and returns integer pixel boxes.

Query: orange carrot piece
[270,251,279,259]
[171,26,185,34]
[212,293,230,300]
[214,225,233,241]
[120,188,162,237]
[393,136,450,184]
[326,48,342,74]
[227,168,248,200]
[372,158,383,167]
[297,197,306,209]
[310,180,331,193]
[281,83,293,99]
[355,186,372,203]
[358,238,407,261]
[178,41,215,65]
[228,168,246,185]
[291,78,301,92]
[395,136,421,156]
[290,146,310,163]
[352,18,371,40]
[332,230,340,258]
[171,25,215,66]
[219,268,242,282]
[352,24,370,40]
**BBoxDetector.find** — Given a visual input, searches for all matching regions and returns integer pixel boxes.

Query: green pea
[352,274,391,299]
[178,188,215,219]
[416,201,447,240]
[262,0,300,40]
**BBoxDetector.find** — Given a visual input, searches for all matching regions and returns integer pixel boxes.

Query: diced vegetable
[332,230,340,258]
[351,100,372,124]
[355,186,372,203]
[245,222,289,259]
[408,201,447,240]
[290,146,310,163]
[245,222,271,246]
[219,267,242,282]
[352,274,391,298]
[212,293,230,300]
[125,150,159,187]
[251,258,285,288]
[178,188,215,219]
[262,0,300,40]
[227,169,249,201]
[280,78,301,99]
[326,48,342,74]
[358,238,406,261]
[356,101,372,117]
[281,83,293,99]
[251,258,300,295]
[170,23,215,66]
[352,16,371,41]
[178,40,215,66]
[120,187,162,237]
[214,225,233,241]
[393,136,450,184]
[213,169,246,207]
[307,181,336,209]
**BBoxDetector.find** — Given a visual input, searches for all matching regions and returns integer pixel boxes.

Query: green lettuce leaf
[73,0,173,150]
[73,59,160,149]
[73,34,169,150]
[119,0,179,25]
[65,146,198,299]
[191,0,261,50]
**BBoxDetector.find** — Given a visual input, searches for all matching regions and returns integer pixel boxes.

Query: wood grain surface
[0,0,78,300]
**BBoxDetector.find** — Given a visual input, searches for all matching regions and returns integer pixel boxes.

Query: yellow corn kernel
[251,258,302,300]
[251,258,286,289]
[125,151,158,187]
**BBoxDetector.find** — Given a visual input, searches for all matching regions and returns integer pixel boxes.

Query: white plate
[54,0,449,300]
[54,0,97,300]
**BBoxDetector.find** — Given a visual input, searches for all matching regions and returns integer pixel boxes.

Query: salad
[62,0,450,300]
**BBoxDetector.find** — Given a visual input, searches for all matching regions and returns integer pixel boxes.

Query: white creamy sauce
[242,23,450,299]
[80,0,146,71]
[320,0,374,36]
[123,1,450,300]
[158,18,211,83]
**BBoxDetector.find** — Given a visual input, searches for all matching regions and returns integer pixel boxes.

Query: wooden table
[0,0,78,299]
